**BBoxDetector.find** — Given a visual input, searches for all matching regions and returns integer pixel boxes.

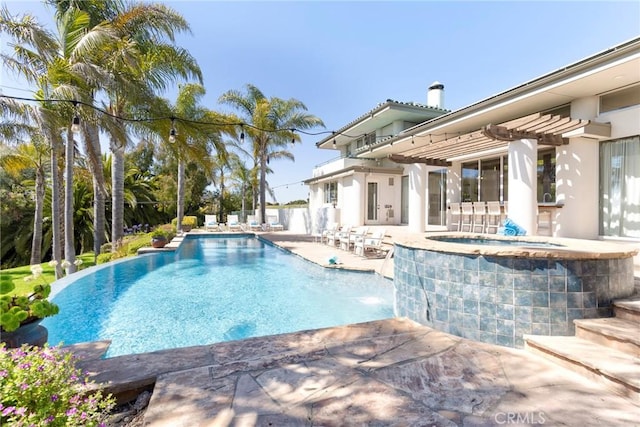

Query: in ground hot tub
[393,233,638,347]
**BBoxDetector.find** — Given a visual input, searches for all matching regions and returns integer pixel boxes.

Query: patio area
[69,228,640,426]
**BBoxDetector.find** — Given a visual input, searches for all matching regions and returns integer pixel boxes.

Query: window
[462,161,479,202]
[600,136,640,238]
[480,158,501,201]
[600,85,640,113]
[537,149,556,203]
[324,182,337,205]
[355,133,376,149]
[462,150,553,203]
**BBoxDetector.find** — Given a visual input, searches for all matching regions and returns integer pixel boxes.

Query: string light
[169,117,176,143]
[71,115,80,133]
[2,94,466,146]
[71,101,80,133]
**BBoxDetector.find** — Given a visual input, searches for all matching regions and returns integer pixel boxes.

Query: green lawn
[0,253,97,297]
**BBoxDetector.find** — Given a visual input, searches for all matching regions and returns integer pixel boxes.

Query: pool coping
[396,232,639,259]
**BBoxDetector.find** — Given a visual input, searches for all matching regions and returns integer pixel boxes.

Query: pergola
[388,112,590,166]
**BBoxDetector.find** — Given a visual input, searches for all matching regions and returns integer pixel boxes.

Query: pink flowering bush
[0,344,114,426]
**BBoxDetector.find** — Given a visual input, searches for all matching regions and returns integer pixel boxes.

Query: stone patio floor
[72,230,639,426]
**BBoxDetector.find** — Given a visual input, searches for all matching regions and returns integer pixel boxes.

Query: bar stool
[485,201,502,233]
[472,201,486,233]
[460,202,474,232]
[449,202,461,231]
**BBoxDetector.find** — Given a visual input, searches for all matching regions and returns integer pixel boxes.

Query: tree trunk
[64,128,76,275]
[259,140,267,223]
[241,182,246,221]
[218,170,225,222]
[83,123,106,260]
[29,165,45,265]
[176,158,185,233]
[49,133,63,279]
[111,137,125,247]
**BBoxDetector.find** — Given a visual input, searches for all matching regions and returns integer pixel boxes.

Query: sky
[1,1,639,203]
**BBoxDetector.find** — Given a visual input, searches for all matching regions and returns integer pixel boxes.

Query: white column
[447,161,462,203]
[351,173,364,226]
[508,138,537,235]
[555,137,599,238]
[408,163,427,232]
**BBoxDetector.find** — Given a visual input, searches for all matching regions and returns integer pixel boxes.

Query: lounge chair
[321,222,338,244]
[340,226,368,251]
[354,229,386,257]
[204,214,220,231]
[267,215,284,231]
[226,215,242,232]
[246,215,261,232]
[329,225,351,247]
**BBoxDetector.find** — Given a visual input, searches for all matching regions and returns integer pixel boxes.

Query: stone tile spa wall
[393,243,636,348]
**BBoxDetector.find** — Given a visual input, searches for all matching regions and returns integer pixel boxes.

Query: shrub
[182,216,197,228]
[0,266,59,332]
[171,216,196,229]
[0,344,115,426]
[126,236,152,255]
[99,243,112,254]
[96,253,112,264]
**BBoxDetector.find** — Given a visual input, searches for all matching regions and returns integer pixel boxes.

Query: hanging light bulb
[332,138,336,147]
[169,118,176,143]
[71,115,80,133]
[240,124,245,142]
[411,136,415,145]
[71,101,80,133]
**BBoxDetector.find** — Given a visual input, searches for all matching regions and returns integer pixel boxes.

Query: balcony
[311,156,378,178]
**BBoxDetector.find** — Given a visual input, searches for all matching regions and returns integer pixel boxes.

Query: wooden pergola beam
[388,154,451,166]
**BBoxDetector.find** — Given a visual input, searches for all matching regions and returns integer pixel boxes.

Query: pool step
[524,294,640,402]
[613,297,640,323]
[524,335,640,402]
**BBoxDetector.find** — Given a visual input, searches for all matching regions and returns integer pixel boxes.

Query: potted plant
[0,266,59,348]
[172,216,197,232]
[150,228,169,248]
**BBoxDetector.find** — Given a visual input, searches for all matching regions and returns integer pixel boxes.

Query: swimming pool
[43,235,394,357]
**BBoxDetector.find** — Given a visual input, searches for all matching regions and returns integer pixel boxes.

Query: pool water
[43,236,394,357]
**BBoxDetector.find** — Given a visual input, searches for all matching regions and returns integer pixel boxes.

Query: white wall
[408,164,427,232]
[447,162,462,203]
[555,137,600,238]
[598,105,640,138]
[508,139,538,235]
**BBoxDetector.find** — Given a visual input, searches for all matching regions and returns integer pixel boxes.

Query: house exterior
[305,37,640,246]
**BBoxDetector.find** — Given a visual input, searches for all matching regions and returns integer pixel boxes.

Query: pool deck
[71,228,640,426]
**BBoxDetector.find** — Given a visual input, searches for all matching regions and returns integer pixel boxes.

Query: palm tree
[168,84,220,232]
[219,84,324,222]
[226,155,253,221]
[47,0,202,251]
[0,140,49,265]
[102,1,201,245]
[0,7,86,277]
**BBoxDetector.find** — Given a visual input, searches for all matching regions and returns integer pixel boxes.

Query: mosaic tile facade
[394,244,635,348]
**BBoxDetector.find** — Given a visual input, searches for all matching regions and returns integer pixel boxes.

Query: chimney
[427,81,444,109]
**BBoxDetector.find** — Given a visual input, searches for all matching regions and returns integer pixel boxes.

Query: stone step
[574,317,640,357]
[614,298,640,323]
[524,335,640,402]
